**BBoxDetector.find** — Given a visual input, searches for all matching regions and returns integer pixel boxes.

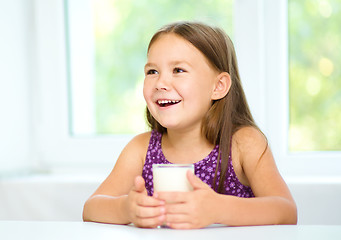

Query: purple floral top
[142,130,255,198]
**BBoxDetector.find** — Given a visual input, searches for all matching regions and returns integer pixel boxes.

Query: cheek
[183,76,214,101]
[143,80,151,102]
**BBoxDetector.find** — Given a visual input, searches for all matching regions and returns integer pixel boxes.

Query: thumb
[133,175,147,194]
[187,170,210,191]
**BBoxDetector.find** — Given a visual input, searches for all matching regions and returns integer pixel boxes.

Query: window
[262,0,341,177]
[32,0,341,176]
[288,0,341,151]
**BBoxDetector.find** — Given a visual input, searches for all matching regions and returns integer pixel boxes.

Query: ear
[211,72,231,100]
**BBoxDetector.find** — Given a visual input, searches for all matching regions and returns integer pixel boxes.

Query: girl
[83,21,297,229]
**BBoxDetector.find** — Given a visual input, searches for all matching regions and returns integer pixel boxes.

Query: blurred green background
[289,0,341,151]
[86,0,341,152]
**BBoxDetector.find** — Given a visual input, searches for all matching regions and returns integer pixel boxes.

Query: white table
[0,221,340,240]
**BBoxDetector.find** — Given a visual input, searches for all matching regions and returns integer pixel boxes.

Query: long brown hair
[145,21,263,193]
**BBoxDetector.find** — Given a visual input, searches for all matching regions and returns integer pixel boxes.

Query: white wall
[1,175,341,225]
[287,178,341,225]
[0,175,101,221]
[0,0,33,174]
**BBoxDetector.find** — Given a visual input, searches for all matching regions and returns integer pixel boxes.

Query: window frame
[33,0,341,176]
[259,0,341,177]
[32,0,132,173]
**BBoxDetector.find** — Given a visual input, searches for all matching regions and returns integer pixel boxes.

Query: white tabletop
[0,221,340,240]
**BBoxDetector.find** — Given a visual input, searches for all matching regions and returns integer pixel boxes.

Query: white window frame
[32,0,341,177]
[236,0,341,178]
[32,0,131,173]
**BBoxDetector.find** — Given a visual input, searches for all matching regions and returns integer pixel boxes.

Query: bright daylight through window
[66,0,234,136]
[288,0,341,151]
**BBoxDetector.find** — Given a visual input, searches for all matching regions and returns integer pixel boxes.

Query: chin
[157,120,182,130]
[159,123,179,130]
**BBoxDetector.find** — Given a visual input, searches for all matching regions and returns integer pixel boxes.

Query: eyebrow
[144,60,192,70]
[144,63,156,70]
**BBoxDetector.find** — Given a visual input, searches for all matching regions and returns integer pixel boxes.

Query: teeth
[158,100,180,105]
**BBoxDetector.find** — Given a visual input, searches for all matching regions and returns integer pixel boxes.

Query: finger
[135,205,165,218]
[165,212,189,225]
[133,176,147,194]
[136,194,165,207]
[165,202,188,215]
[167,222,195,230]
[135,214,166,228]
[187,170,210,190]
[156,192,188,203]
[166,214,202,230]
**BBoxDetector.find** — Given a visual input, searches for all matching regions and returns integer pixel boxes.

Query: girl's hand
[125,176,165,228]
[156,171,218,229]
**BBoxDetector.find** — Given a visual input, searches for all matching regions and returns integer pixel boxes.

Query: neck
[162,127,214,164]
[166,126,200,144]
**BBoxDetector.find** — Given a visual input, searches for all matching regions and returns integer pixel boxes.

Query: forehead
[147,33,207,63]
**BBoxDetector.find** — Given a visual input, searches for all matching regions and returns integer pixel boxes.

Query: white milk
[153,164,194,192]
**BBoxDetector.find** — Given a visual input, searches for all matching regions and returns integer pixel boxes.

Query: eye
[173,67,185,73]
[146,69,158,75]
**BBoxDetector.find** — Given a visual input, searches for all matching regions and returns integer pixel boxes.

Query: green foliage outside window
[289,0,341,151]
[92,0,341,151]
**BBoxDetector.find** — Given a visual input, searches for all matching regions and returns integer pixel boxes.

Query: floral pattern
[142,130,254,198]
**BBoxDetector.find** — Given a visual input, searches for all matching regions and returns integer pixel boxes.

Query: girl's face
[143,33,219,132]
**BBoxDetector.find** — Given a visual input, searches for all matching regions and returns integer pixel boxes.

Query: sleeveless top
[142,130,254,198]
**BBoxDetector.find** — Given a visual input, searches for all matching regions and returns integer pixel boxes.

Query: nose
[155,73,170,91]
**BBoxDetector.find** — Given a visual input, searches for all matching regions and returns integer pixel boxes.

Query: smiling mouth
[157,99,181,107]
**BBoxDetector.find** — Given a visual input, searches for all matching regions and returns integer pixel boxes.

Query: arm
[157,127,297,228]
[82,132,165,227]
[224,126,297,226]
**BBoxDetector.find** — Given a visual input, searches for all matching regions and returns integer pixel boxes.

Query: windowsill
[0,172,106,184]
[284,175,341,184]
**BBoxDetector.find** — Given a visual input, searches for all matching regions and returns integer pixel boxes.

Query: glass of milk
[152,164,194,192]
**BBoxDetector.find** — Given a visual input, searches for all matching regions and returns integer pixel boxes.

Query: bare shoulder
[233,126,270,171]
[234,126,268,156]
[124,131,151,153]
[233,127,295,205]
[92,131,152,196]
[118,131,152,167]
